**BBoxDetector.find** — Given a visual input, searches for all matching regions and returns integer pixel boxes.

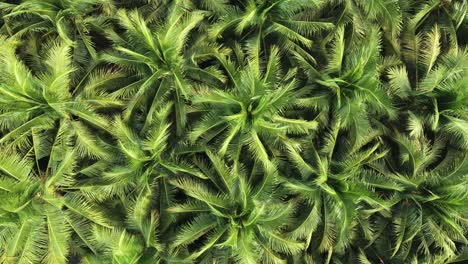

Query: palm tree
[362,134,468,263]
[0,38,120,157]
[283,125,392,262]
[208,0,334,61]
[401,0,467,49]
[320,0,402,44]
[190,47,317,172]
[75,101,210,242]
[79,228,163,264]
[0,134,112,264]
[79,104,175,200]
[169,151,303,263]
[295,25,396,136]
[78,188,164,263]
[385,25,468,149]
[0,0,111,60]
[102,2,221,135]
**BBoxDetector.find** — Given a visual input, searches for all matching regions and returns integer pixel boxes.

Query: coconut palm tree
[385,25,468,149]
[169,151,302,263]
[208,0,334,62]
[283,125,392,262]
[0,38,120,157]
[102,1,223,135]
[79,227,164,264]
[320,0,402,42]
[0,0,111,60]
[78,104,174,199]
[401,0,467,49]
[292,25,397,163]
[190,46,317,173]
[0,135,112,264]
[362,134,468,263]
[78,189,164,263]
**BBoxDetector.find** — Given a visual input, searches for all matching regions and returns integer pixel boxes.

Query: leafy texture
[0,0,467,263]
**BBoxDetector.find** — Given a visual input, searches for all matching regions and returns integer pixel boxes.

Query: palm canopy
[79,182,163,263]
[190,46,317,172]
[80,227,163,264]
[386,27,468,149]
[0,130,112,264]
[75,101,206,238]
[321,0,402,36]
[0,0,467,263]
[0,38,119,157]
[169,151,302,263]
[363,134,468,263]
[77,102,205,198]
[401,0,467,48]
[102,2,222,135]
[283,125,392,259]
[295,25,396,134]
[0,0,110,60]
[209,0,334,61]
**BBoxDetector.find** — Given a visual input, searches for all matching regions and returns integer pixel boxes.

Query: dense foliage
[0,0,467,263]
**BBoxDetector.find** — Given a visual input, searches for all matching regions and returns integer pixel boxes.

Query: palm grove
[0,0,467,263]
